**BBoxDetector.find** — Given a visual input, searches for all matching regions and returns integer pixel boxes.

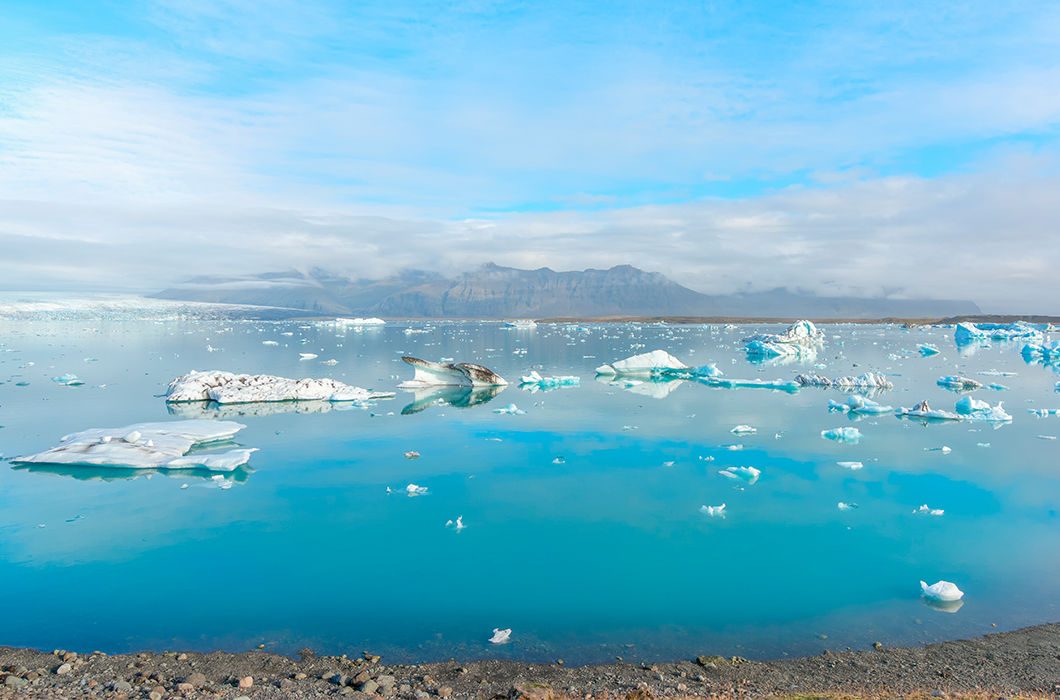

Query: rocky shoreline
[1,623,1058,699]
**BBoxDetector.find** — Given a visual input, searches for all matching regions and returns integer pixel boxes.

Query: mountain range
[153,263,981,319]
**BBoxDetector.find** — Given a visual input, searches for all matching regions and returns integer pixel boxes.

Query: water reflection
[166,399,378,419]
[10,462,252,484]
[400,385,506,414]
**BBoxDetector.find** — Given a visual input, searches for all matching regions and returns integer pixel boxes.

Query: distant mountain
[153,264,981,319]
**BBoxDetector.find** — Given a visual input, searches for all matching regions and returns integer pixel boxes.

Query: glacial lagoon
[0,318,1057,664]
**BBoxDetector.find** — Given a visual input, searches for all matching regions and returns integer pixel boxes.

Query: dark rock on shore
[0,623,1057,699]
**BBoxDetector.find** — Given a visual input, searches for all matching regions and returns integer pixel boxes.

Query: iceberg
[405,484,428,496]
[936,375,983,391]
[836,461,863,470]
[1022,340,1060,363]
[519,370,580,391]
[719,466,760,484]
[51,373,85,387]
[744,340,816,360]
[821,427,862,443]
[743,320,824,347]
[399,356,507,388]
[493,403,525,415]
[166,370,395,405]
[14,420,255,471]
[595,350,688,376]
[955,321,1043,344]
[920,579,964,602]
[896,400,961,421]
[489,628,512,644]
[955,396,1012,422]
[795,373,893,390]
[505,320,537,328]
[828,394,893,414]
[700,503,726,517]
[914,504,944,516]
[730,425,756,434]
[918,344,940,357]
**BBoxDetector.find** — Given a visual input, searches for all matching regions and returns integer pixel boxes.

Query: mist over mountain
[153,263,981,319]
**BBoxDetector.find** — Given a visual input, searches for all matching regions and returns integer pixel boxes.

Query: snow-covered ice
[920,579,964,601]
[166,370,395,405]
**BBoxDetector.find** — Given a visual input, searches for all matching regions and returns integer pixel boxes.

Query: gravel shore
[1,623,1057,699]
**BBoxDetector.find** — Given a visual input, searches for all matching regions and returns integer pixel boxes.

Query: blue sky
[1,0,1059,310]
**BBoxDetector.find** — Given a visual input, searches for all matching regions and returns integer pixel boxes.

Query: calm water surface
[0,319,1057,663]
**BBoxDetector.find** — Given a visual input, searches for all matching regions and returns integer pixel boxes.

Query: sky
[1,1,1058,311]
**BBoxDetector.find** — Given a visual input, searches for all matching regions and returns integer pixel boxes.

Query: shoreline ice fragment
[920,579,964,601]
[489,628,512,644]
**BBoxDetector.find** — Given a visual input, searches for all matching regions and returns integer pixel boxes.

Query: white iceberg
[519,370,580,391]
[718,466,760,484]
[937,375,983,391]
[955,321,1042,344]
[828,395,893,414]
[493,403,525,415]
[298,353,318,360]
[955,396,1012,422]
[795,372,893,390]
[51,373,85,386]
[399,356,507,388]
[836,461,863,470]
[1022,340,1060,362]
[505,320,537,328]
[743,320,824,347]
[914,504,944,516]
[406,484,428,496]
[730,425,756,434]
[821,427,862,443]
[489,628,512,644]
[700,503,726,517]
[920,579,964,601]
[595,350,688,376]
[837,501,858,510]
[744,340,816,360]
[166,370,394,405]
[15,420,255,471]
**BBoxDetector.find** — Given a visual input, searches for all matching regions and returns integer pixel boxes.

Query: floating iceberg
[920,579,964,602]
[493,403,525,415]
[744,340,816,360]
[328,317,386,326]
[505,320,537,328]
[795,372,893,390]
[936,375,983,391]
[828,394,893,415]
[821,427,862,443]
[445,516,465,531]
[15,420,255,471]
[166,370,394,405]
[51,373,85,387]
[489,628,512,644]
[896,400,961,421]
[406,484,428,496]
[836,461,863,470]
[918,344,940,357]
[914,504,944,516]
[730,425,756,434]
[700,503,726,517]
[399,356,507,388]
[519,370,580,391]
[595,350,688,376]
[1022,340,1060,363]
[719,466,760,484]
[955,396,1012,422]
[837,501,858,511]
[955,321,1042,344]
[743,320,824,347]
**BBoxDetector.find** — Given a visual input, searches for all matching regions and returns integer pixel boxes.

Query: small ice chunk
[920,579,964,601]
[829,395,893,414]
[837,501,858,510]
[731,425,756,434]
[445,516,465,531]
[936,375,982,391]
[821,427,862,443]
[406,484,428,496]
[836,461,863,470]
[404,451,421,459]
[718,466,760,484]
[700,503,726,517]
[489,628,512,644]
[262,340,279,346]
[918,344,940,356]
[299,353,318,360]
[914,504,944,516]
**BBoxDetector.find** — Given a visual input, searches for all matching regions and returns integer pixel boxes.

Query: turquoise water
[0,319,1057,663]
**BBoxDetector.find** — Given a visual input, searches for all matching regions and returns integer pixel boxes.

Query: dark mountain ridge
[153,263,981,319]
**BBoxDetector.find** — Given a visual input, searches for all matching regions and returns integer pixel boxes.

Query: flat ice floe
[398,356,507,388]
[795,372,893,390]
[165,370,395,405]
[15,420,255,471]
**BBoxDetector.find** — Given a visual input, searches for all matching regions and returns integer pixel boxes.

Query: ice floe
[51,373,85,387]
[15,420,255,471]
[896,400,961,421]
[920,579,964,601]
[821,427,862,443]
[744,340,816,360]
[918,344,940,357]
[406,484,428,496]
[837,501,858,511]
[936,375,983,391]
[493,403,525,415]
[399,356,508,388]
[519,370,580,391]
[828,394,893,415]
[955,321,1043,344]
[700,503,726,517]
[914,504,944,516]
[595,350,687,376]
[730,425,756,434]
[743,320,824,347]
[795,372,893,390]
[718,466,760,484]
[166,370,394,405]
[445,516,465,531]
[898,398,1010,422]
[836,461,863,470]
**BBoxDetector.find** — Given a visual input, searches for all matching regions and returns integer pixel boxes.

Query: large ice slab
[744,320,824,347]
[595,350,688,376]
[936,375,983,391]
[166,370,395,404]
[399,356,507,388]
[15,420,255,471]
[955,321,1043,344]
[795,372,893,390]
